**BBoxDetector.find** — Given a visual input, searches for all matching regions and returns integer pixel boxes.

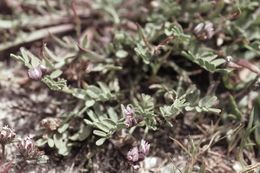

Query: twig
[0,9,91,30]
[0,24,74,52]
[170,137,192,157]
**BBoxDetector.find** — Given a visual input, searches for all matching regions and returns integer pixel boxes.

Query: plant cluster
[0,0,259,172]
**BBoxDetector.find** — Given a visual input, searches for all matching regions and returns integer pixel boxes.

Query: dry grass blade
[0,24,74,52]
[239,162,260,173]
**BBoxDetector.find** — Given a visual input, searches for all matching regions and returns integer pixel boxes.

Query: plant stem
[1,144,5,161]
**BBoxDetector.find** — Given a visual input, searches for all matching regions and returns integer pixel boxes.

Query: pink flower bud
[28,67,43,80]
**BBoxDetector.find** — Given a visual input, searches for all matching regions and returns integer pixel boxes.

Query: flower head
[121,104,137,128]
[0,126,16,144]
[194,21,214,40]
[127,146,139,162]
[126,140,150,167]
[17,136,43,159]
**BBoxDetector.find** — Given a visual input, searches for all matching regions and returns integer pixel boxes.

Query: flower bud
[0,126,16,144]
[28,67,43,80]
[27,64,47,80]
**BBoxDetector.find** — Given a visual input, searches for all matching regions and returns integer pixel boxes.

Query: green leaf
[50,69,63,79]
[207,108,221,113]
[20,47,30,65]
[86,86,101,99]
[115,49,128,58]
[53,134,64,148]
[87,110,99,122]
[134,43,151,64]
[43,44,60,62]
[42,76,67,91]
[181,50,226,73]
[199,96,217,108]
[77,125,91,141]
[107,107,118,122]
[94,122,110,133]
[58,123,69,133]
[164,22,190,40]
[53,133,70,156]
[30,54,41,68]
[70,124,91,141]
[95,138,106,146]
[85,100,95,108]
[72,89,88,100]
[84,119,93,126]
[36,138,47,147]
[93,130,107,137]
[102,118,117,129]
[48,138,55,148]
[97,82,110,94]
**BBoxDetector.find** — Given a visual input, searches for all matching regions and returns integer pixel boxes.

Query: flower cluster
[0,126,16,145]
[127,140,150,169]
[17,136,43,159]
[121,104,137,128]
[193,21,214,40]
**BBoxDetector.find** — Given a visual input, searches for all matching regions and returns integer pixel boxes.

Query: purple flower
[138,140,150,161]
[127,146,139,162]
[139,139,150,155]
[121,104,134,116]
[28,67,43,80]
[27,65,47,80]
[121,104,137,128]
[127,140,150,166]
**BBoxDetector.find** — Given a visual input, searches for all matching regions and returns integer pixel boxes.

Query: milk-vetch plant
[7,0,260,171]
